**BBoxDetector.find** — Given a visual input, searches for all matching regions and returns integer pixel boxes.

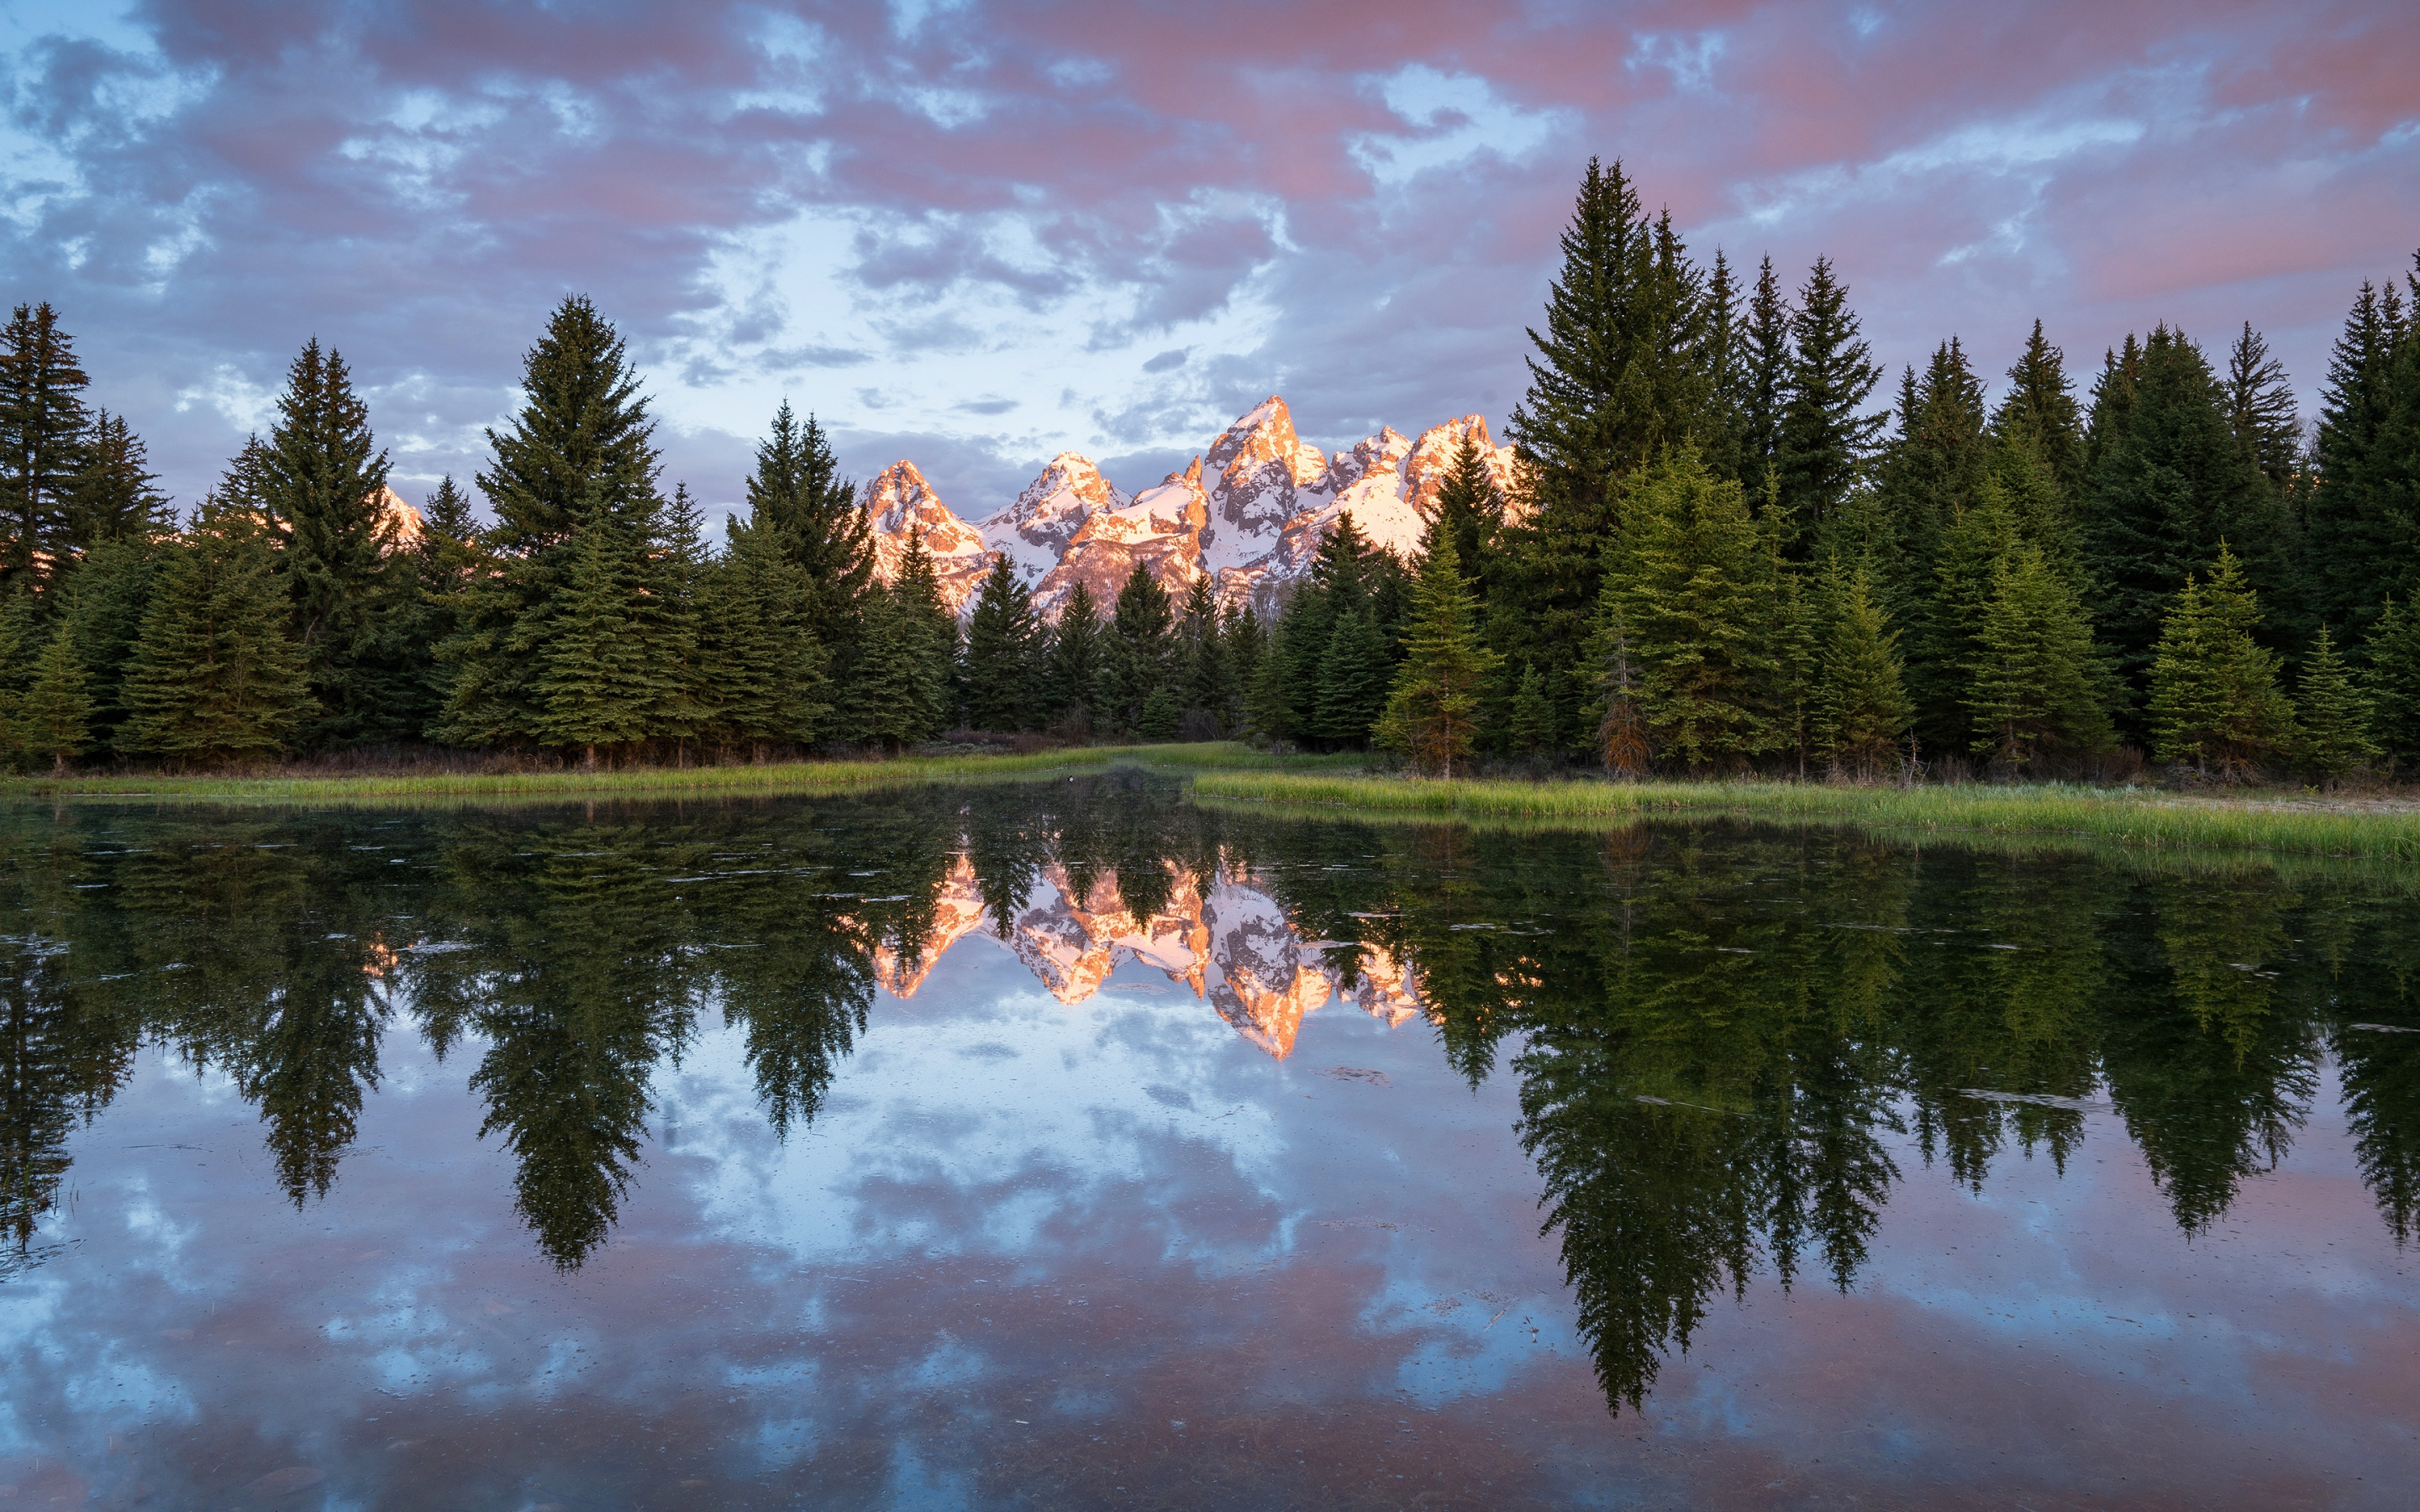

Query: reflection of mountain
[869,853,1423,1058]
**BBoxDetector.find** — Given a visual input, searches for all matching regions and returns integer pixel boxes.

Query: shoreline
[0,743,1349,805]
[1188,771,2420,863]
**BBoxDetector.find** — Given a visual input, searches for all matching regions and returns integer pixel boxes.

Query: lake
[3,771,2416,1509]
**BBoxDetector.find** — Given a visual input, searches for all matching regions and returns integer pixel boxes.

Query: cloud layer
[3,0,2413,524]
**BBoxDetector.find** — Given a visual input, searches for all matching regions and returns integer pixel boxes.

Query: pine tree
[119,500,313,765]
[0,302,91,594]
[853,585,939,753]
[1422,433,1504,586]
[1911,484,2017,754]
[1222,603,1264,733]
[1047,578,1106,728]
[1507,158,1700,521]
[964,552,1042,732]
[14,620,92,772]
[1506,662,1556,759]
[1591,449,1779,770]
[1102,564,1178,733]
[2304,276,2409,638]
[531,514,660,767]
[0,593,31,769]
[411,476,481,729]
[1137,686,1181,741]
[56,533,166,753]
[2084,325,2286,708]
[2147,545,2296,778]
[707,518,829,757]
[439,296,665,748]
[67,411,172,548]
[2366,594,2420,765]
[889,528,960,736]
[1177,575,1229,733]
[745,400,872,651]
[1314,606,1392,747]
[2223,322,2303,492]
[1991,320,2086,504]
[1812,567,1912,779]
[1738,255,1792,493]
[1773,257,1885,553]
[1376,533,1500,775]
[2293,625,2379,780]
[1963,543,2111,771]
[257,338,408,746]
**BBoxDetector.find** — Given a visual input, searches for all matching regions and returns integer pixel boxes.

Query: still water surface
[3,774,2417,1509]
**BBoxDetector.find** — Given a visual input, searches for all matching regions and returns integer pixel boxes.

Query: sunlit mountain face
[861,396,1518,620]
[5,774,2418,1507]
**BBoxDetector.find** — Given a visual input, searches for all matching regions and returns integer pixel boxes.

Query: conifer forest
[5,159,2418,785]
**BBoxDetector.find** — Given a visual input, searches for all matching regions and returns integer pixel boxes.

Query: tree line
[0,297,1272,771]
[5,159,2417,779]
[1277,160,2420,780]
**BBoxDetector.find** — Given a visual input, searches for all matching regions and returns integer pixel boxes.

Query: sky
[2,0,2414,531]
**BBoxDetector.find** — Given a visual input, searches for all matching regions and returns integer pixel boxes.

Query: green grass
[0,742,1367,806]
[1189,770,2420,863]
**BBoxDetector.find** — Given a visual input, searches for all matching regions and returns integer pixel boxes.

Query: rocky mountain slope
[859,396,1518,619]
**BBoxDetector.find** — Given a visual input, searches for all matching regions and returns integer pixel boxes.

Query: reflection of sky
[4,919,2418,1505]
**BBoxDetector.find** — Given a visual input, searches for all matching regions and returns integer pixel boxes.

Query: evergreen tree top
[480,295,660,553]
[2222,322,2302,489]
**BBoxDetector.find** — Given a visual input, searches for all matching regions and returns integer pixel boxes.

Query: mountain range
[863,853,1423,1058]
[861,396,1518,619]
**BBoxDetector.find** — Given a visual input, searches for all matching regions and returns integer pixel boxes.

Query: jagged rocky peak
[1401,414,1519,516]
[979,453,1128,590]
[863,459,992,612]
[854,396,1515,621]
[1200,396,1333,575]
[1034,456,1206,619]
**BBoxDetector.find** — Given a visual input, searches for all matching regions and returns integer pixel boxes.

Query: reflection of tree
[1894,852,2110,1189]
[0,827,139,1268]
[2104,871,2318,1235]
[418,821,705,1269]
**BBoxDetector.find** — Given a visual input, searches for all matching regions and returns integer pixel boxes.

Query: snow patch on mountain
[865,459,991,613]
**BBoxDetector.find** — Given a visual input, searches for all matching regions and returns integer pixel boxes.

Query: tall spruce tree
[1222,603,1264,733]
[1738,255,1792,493]
[1422,433,1504,584]
[2304,276,2410,638]
[68,412,172,548]
[1102,564,1179,733]
[888,528,960,737]
[531,512,660,767]
[1812,566,1912,780]
[1992,320,2087,503]
[1494,160,1716,746]
[745,401,873,653]
[1376,533,1498,775]
[258,339,405,746]
[411,476,481,726]
[57,534,166,753]
[1590,449,1779,771]
[2084,326,2287,711]
[1773,257,1885,554]
[2293,625,2378,780]
[1047,578,1107,727]
[1962,543,2110,772]
[119,498,313,765]
[1314,607,1392,747]
[2365,593,2420,765]
[2146,544,2296,778]
[13,620,92,773]
[705,518,829,757]
[964,552,1043,732]
[2222,322,2303,492]
[0,302,91,594]
[438,296,666,748]
[1177,575,1230,732]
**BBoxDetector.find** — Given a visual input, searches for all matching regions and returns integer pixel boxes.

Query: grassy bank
[0,742,1363,805]
[1189,771,2420,862]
